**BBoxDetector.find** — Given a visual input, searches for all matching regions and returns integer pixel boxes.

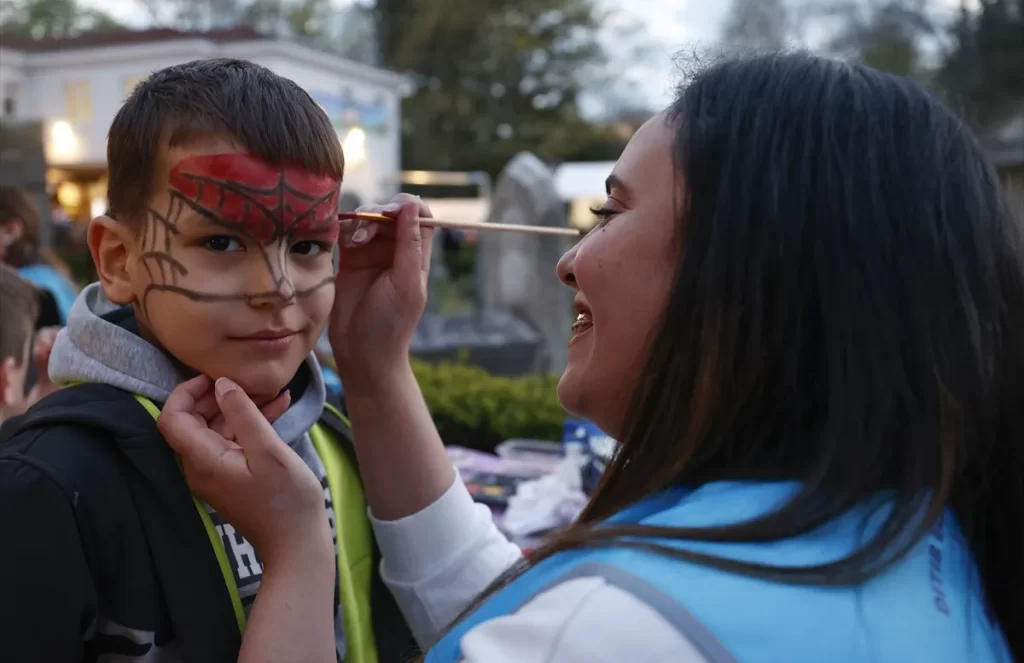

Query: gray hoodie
[49,283,328,476]
[47,283,346,658]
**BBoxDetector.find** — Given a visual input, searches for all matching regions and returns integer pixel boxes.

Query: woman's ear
[88,215,137,305]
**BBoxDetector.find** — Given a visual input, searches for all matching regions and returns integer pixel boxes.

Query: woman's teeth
[572,312,593,335]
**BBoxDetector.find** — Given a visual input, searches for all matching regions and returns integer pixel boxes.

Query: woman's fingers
[164,374,213,415]
[158,392,235,481]
[212,378,295,468]
[393,202,428,291]
[209,391,291,441]
[338,236,397,270]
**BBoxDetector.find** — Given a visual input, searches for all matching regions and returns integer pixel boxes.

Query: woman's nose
[556,242,578,288]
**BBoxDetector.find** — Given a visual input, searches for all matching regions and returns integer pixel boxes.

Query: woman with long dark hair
[160,53,1021,662]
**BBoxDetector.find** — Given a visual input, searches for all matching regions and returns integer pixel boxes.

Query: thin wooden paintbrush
[338,211,582,237]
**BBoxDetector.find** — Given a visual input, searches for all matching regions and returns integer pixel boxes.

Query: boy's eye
[291,240,328,257]
[204,236,244,253]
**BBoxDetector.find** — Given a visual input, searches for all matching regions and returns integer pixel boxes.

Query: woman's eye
[204,236,243,253]
[292,241,328,257]
[589,206,619,228]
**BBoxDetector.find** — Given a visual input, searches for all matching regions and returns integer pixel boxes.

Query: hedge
[410,357,566,452]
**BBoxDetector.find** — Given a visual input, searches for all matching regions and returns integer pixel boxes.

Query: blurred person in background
[0,185,81,327]
[0,264,58,424]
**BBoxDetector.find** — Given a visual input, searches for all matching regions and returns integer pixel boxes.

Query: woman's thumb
[214,378,282,455]
[393,202,424,286]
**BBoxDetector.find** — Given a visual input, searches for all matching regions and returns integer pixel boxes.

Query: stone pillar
[477,153,575,373]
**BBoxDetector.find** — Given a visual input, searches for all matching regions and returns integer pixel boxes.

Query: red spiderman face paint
[137,152,342,314]
[168,153,341,243]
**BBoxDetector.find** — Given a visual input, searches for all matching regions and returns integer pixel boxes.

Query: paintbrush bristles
[337,211,581,237]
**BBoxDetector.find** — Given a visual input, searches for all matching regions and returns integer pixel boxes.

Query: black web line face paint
[138,154,341,314]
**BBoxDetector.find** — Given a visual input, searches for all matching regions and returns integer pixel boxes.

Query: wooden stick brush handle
[338,211,581,237]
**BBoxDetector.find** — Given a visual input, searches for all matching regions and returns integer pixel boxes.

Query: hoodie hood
[49,283,327,447]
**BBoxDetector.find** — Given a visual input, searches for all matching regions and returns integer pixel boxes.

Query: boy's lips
[231,329,300,351]
[239,329,299,340]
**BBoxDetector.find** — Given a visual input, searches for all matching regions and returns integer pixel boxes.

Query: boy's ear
[88,215,137,305]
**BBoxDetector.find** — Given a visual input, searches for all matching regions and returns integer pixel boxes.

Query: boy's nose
[247,276,296,307]
[246,245,296,307]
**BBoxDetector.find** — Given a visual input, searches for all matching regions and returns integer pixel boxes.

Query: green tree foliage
[938,0,1024,128]
[822,0,935,77]
[720,0,791,54]
[372,0,626,175]
[137,0,324,37]
[0,0,122,39]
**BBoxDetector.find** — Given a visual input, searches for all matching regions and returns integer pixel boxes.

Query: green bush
[410,357,566,452]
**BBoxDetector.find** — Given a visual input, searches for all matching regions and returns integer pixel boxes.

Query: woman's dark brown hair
[427,53,1024,659]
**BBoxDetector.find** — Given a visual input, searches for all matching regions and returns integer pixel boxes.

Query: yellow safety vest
[132,394,379,663]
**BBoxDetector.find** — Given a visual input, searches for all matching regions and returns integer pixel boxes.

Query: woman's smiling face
[555,113,682,438]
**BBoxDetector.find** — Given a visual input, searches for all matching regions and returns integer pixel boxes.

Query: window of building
[2,82,16,117]
[64,81,92,124]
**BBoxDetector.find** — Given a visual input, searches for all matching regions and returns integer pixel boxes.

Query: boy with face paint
[0,59,413,663]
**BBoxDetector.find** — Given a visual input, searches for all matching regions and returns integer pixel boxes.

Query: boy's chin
[216,366,299,405]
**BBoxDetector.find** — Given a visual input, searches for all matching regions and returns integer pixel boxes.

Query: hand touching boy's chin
[140,301,327,407]
[186,326,323,406]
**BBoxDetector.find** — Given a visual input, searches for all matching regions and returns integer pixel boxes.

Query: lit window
[64,81,92,124]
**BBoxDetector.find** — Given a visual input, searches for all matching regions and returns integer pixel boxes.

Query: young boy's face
[106,138,342,402]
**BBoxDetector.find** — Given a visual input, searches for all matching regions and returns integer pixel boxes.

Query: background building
[0,27,406,238]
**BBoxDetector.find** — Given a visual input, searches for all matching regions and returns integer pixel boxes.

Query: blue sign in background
[311,91,389,133]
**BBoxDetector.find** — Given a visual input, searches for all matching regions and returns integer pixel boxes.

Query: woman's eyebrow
[605,174,634,203]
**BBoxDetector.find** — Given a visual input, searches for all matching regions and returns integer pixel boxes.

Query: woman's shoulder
[456,575,709,663]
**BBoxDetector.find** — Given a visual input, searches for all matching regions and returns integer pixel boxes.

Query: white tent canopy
[552,161,615,202]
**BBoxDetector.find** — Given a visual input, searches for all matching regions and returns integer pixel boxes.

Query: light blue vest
[427,482,1011,663]
[18,263,79,325]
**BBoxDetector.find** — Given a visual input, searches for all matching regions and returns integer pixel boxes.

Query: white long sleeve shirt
[370,478,711,663]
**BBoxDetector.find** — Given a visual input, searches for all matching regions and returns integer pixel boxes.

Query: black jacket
[0,383,414,663]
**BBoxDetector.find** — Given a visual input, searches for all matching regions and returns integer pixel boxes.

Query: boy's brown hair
[107,58,345,226]
[0,263,39,365]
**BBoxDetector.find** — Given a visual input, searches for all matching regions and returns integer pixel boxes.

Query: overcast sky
[597,0,729,110]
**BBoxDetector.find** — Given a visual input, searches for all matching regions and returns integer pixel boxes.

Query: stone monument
[408,153,575,376]
[476,152,575,373]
